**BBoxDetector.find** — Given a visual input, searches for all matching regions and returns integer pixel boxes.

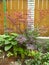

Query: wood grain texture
[0,0,27,34]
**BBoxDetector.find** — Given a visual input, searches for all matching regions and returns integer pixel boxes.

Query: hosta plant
[0,29,39,59]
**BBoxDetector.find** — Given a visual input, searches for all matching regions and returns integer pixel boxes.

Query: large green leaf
[11,41,17,45]
[10,33,19,37]
[5,40,10,45]
[8,37,14,41]
[0,36,4,41]
[4,44,12,51]
[18,47,24,54]
[0,43,3,46]
[0,35,10,39]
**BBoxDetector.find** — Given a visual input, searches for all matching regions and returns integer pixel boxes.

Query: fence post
[3,0,7,33]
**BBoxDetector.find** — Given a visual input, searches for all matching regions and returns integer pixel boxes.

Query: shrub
[25,52,49,65]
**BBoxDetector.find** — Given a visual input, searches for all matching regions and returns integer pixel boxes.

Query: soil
[0,53,27,65]
[0,57,19,65]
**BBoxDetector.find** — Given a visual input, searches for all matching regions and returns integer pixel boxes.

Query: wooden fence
[0,0,49,36]
[0,0,27,34]
[35,0,49,36]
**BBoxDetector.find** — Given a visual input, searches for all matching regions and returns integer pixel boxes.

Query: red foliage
[38,9,49,20]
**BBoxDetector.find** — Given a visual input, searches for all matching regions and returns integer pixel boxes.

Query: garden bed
[0,31,49,65]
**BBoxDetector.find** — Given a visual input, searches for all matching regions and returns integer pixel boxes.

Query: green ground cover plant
[0,30,49,65]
